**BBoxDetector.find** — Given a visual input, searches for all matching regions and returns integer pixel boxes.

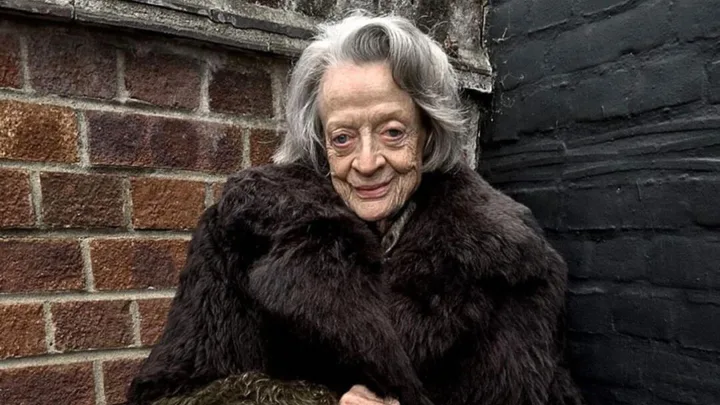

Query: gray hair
[272,11,467,173]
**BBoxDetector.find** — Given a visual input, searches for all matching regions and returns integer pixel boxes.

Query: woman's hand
[339,385,400,405]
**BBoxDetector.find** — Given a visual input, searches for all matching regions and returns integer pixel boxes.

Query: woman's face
[318,62,426,222]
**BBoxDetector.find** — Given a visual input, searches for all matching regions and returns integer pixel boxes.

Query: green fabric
[151,372,338,405]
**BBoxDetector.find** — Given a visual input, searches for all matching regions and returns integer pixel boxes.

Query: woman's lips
[354,182,391,199]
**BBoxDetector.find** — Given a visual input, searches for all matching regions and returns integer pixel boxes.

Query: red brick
[0,33,22,88]
[41,172,125,228]
[138,298,173,346]
[27,26,116,99]
[90,238,188,290]
[125,51,201,109]
[213,181,226,204]
[86,111,245,173]
[0,304,45,359]
[0,239,84,293]
[0,363,94,405]
[103,358,145,405]
[131,178,205,230]
[0,100,78,163]
[249,129,281,166]
[0,169,33,228]
[53,300,133,351]
[209,60,273,117]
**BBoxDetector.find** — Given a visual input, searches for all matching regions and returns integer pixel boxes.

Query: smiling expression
[318,62,426,222]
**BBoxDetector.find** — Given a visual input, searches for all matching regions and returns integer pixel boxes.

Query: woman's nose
[352,134,385,175]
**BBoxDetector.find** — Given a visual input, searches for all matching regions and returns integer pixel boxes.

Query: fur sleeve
[464,224,581,405]
[126,205,267,405]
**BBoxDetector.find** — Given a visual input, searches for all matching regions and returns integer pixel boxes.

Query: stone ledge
[0,0,493,93]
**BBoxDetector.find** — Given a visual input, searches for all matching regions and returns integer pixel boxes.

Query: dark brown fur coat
[127,163,585,405]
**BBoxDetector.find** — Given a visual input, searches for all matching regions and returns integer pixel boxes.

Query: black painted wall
[483,1,720,404]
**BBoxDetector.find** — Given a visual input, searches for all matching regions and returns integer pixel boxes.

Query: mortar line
[0,348,151,370]
[199,60,210,114]
[242,128,252,169]
[116,49,129,102]
[0,90,281,129]
[42,302,57,353]
[130,301,143,347]
[204,182,214,208]
[29,171,44,228]
[77,111,91,167]
[81,239,96,292]
[17,33,32,92]
[270,63,285,122]
[122,177,135,230]
[0,290,176,305]
[93,361,108,405]
[0,160,229,182]
[0,229,192,239]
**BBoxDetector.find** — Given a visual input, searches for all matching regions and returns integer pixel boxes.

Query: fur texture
[126,163,585,405]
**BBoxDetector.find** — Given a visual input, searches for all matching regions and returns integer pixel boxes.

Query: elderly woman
[127,13,584,405]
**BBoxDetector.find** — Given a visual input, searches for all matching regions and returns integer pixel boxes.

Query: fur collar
[219,163,562,287]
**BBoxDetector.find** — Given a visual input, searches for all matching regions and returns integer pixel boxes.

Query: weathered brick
[576,0,630,15]
[125,51,201,109]
[103,358,145,405]
[249,129,281,166]
[568,338,644,386]
[90,239,188,290]
[0,239,84,293]
[560,182,693,230]
[250,0,283,8]
[27,26,116,99]
[612,293,675,340]
[209,61,273,117]
[138,298,173,346]
[629,53,702,114]
[548,1,672,74]
[0,363,94,405]
[295,0,336,19]
[548,239,593,279]
[53,300,134,351]
[0,304,45,359]
[567,293,613,334]
[87,111,244,173]
[491,84,574,139]
[213,181,226,204]
[0,100,78,163]
[707,60,720,105]
[0,32,21,88]
[494,39,548,90]
[0,169,33,228]
[648,236,720,289]
[671,0,720,42]
[486,0,530,40]
[677,303,720,352]
[570,67,633,121]
[527,0,573,32]
[506,187,562,229]
[41,172,124,228]
[643,346,720,393]
[131,178,205,230]
[591,237,648,281]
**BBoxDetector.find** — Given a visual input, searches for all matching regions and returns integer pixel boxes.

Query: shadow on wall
[483,0,720,404]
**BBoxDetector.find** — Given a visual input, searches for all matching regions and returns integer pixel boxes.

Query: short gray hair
[272,11,467,173]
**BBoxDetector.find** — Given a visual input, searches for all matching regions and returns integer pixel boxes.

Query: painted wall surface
[484,0,720,404]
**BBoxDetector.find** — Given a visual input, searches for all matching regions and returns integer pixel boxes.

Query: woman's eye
[332,134,350,146]
[387,129,404,138]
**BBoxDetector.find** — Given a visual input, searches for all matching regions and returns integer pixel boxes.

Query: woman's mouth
[354,181,391,199]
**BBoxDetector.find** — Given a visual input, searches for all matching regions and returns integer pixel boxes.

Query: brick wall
[0,16,288,405]
[484,0,720,404]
